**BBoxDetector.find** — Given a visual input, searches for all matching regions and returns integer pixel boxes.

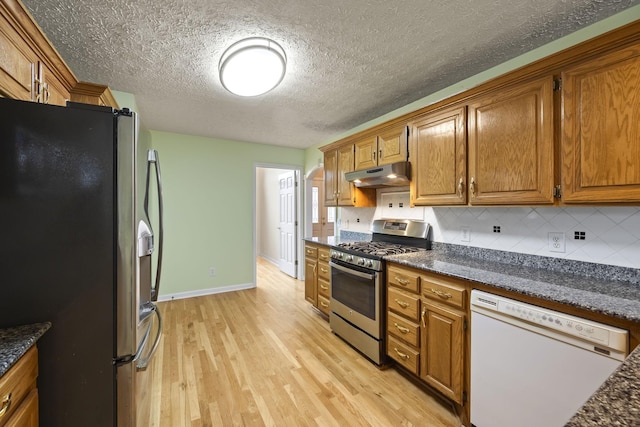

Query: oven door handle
[329,261,376,280]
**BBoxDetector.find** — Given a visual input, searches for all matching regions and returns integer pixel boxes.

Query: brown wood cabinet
[561,42,640,203]
[354,124,408,170]
[386,262,469,418]
[304,242,331,318]
[410,105,467,206]
[323,144,376,207]
[0,346,39,427]
[467,76,555,205]
[0,0,118,109]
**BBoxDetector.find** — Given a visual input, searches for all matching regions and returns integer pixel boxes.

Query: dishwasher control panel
[471,290,628,355]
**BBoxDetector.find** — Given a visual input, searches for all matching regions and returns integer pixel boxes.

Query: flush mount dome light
[219,37,287,97]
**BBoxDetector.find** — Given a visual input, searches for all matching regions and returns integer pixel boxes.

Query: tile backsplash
[338,190,640,269]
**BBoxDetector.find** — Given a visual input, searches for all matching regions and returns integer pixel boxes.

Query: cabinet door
[561,43,640,203]
[5,389,38,427]
[354,136,378,170]
[323,150,337,206]
[410,106,467,206]
[420,302,464,404]
[467,76,555,204]
[336,144,355,206]
[377,124,408,166]
[38,62,69,106]
[304,258,317,305]
[0,15,35,101]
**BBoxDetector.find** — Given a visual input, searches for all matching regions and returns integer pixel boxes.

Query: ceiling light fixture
[219,37,287,97]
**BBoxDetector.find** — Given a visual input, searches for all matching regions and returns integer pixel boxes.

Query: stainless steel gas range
[329,219,431,365]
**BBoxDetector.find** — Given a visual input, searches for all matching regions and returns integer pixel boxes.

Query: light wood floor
[148,257,460,427]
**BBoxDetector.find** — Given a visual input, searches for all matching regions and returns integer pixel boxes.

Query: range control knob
[366,260,374,268]
[357,258,365,266]
[346,255,353,262]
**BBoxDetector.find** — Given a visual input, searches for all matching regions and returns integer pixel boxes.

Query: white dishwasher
[470,289,628,427]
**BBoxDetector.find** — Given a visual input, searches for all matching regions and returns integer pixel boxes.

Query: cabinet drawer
[317,294,331,316]
[387,286,420,321]
[387,312,420,347]
[304,245,318,258]
[4,389,37,427]
[0,346,38,425]
[317,261,330,281]
[421,275,466,309]
[317,277,330,299]
[388,335,419,375]
[318,247,330,263]
[388,266,420,293]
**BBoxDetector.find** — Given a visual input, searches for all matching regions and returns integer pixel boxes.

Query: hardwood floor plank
[150,257,460,427]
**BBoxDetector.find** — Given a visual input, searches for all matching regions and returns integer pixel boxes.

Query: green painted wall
[149,130,304,297]
[303,4,640,171]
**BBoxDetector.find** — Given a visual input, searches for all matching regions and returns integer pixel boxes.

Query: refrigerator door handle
[145,149,164,302]
[136,302,162,371]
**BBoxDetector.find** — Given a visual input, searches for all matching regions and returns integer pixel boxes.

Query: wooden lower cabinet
[304,242,331,318]
[0,346,39,427]
[386,262,469,424]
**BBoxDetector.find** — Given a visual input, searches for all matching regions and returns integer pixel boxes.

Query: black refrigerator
[0,97,164,426]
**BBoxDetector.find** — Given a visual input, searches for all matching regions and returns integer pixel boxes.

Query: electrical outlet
[209,267,216,277]
[461,226,471,242]
[548,232,565,253]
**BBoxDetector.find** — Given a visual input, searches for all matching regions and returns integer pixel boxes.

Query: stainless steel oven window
[331,264,376,319]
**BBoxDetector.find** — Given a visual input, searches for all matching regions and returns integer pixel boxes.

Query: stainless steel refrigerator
[0,97,164,426]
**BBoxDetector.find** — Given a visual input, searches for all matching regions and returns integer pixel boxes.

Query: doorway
[306,166,335,239]
[254,164,303,281]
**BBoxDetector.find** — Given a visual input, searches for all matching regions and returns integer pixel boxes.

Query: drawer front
[318,247,331,263]
[421,276,466,309]
[0,347,38,424]
[387,286,420,321]
[4,389,38,427]
[317,277,330,299]
[388,335,419,375]
[388,266,420,293]
[387,312,420,347]
[304,245,318,258]
[317,294,331,316]
[317,261,330,281]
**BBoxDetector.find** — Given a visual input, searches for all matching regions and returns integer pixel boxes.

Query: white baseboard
[157,282,255,302]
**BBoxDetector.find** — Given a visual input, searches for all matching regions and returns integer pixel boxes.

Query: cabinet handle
[427,288,453,299]
[379,149,382,160]
[393,348,410,360]
[320,267,328,273]
[458,178,464,198]
[373,150,376,161]
[394,323,410,334]
[313,264,317,275]
[394,276,410,286]
[0,392,11,417]
[470,177,476,198]
[320,301,329,308]
[394,298,409,308]
[421,307,427,328]
[320,254,329,260]
[320,284,328,290]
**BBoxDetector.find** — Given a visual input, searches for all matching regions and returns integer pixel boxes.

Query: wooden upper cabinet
[467,76,555,205]
[410,105,467,206]
[0,9,35,101]
[37,61,69,106]
[354,124,408,170]
[561,43,640,203]
[70,81,120,108]
[323,144,376,207]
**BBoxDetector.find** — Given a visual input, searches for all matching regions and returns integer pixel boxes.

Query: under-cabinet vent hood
[345,161,410,187]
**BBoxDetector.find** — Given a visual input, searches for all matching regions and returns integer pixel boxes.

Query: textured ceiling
[22,0,640,149]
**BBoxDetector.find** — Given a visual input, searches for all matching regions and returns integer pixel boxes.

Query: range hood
[345,161,411,187]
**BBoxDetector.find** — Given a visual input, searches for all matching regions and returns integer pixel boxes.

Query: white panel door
[278,171,297,278]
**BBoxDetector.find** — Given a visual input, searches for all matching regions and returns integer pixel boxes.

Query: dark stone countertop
[0,322,51,377]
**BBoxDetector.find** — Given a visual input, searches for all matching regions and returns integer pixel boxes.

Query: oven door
[329,260,382,339]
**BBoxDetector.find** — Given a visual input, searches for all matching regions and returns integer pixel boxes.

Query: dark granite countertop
[566,344,640,426]
[0,322,51,377]
[384,246,640,322]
